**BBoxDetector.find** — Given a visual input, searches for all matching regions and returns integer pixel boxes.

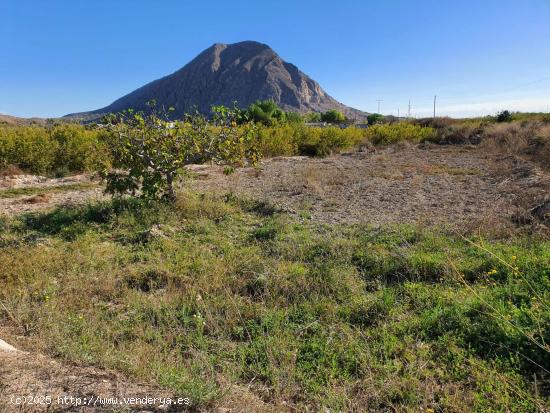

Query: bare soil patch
[0,174,107,216]
[2,146,548,232]
[190,144,549,231]
[0,173,92,190]
[0,329,271,413]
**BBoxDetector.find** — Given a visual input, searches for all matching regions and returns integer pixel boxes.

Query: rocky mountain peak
[66,41,366,120]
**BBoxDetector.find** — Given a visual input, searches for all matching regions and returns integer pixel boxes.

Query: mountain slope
[0,114,48,126]
[66,41,366,120]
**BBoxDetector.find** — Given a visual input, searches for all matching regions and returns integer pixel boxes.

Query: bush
[285,111,303,124]
[0,126,58,173]
[422,124,481,145]
[367,113,384,125]
[245,99,285,126]
[304,112,322,122]
[102,106,260,200]
[496,110,513,122]
[308,127,364,156]
[320,109,346,124]
[0,124,108,175]
[0,121,364,175]
[254,124,365,157]
[51,125,109,173]
[365,123,436,145]
[254,124,299,156]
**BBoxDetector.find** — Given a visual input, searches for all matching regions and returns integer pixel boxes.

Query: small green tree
[321,109,346,124]
[367,113,384,125]
[496,110,512,122]
[285,111,303,123]
[101,105,259,200]
[246,99,286,126]
[304,112,322,122]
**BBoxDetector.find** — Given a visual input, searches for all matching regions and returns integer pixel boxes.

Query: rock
[531,199,550,224]
[0,338,19,353]
[139,224,176,242]
[23,193,51,204]
[65,41,367,121]
[358,142,376,153]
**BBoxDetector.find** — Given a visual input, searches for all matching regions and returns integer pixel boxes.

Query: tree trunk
[166,172,176,201]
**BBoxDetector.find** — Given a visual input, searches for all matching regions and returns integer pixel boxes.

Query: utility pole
[433,95,437,119]
[397,108,400,120]
[376,99,383,114]
[408,100,411,118]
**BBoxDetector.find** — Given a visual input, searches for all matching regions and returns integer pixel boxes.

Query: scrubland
[2,112,549,176]
[0,113,549,412]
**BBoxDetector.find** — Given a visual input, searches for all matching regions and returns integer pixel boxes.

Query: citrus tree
[101,105,259,200]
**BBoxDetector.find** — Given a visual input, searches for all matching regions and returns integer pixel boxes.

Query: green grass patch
[0,193,548,411]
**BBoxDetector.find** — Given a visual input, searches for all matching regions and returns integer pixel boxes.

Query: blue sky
[2,0,550,118]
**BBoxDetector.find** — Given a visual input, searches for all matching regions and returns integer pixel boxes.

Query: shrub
[367,113,384,125]
[316,127,364,154]
[531,125,550,170]
[254,124,365,157]
[413,117,459,129]
[321,109,346,124]
[0,124,108,175]
[365,123,436,145]
[102,106,260,200]
[423,124,480,145]
[304,112,322,122]
[0,121,364,175]
[496,110,512,122]
[245,100,286,126]
[0,164,24,176]
[0,126,58,174]
[285,111,303,124]
[254,124,299,156]
[297,126,364,156]
[51,124,109,173]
